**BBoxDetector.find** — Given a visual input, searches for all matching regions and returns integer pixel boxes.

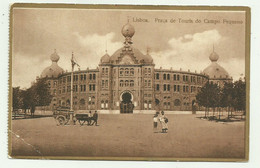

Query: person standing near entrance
[91,111,99,126]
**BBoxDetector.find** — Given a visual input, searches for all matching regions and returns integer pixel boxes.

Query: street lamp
[69,52,80,124]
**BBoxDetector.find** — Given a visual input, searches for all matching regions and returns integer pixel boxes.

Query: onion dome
[41,50,64,78]
[209,51,219,62]
[203,51,229,79]
[100,53,110,63]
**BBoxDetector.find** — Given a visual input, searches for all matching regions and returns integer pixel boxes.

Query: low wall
[34,109,211,115]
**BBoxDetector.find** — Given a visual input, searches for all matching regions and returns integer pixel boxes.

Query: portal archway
[120,91,134,113]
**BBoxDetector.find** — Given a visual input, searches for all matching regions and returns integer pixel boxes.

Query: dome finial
[121,20,135,45]
[50,49,60,62]
[209,45,219,62]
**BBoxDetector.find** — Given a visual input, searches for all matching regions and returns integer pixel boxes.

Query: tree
[220,82,234,118]
[196,82,221,118]
[12,87,23,110]
[233,80,246,113]
[19,77,53,116]
[32,77,53,107]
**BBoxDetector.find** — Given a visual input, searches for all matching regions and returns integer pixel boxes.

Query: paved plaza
[10,114,245,159]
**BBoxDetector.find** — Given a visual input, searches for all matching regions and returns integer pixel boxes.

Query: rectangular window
[174,74,176,80]
[177,75,180,81]
[93,84,96,91]
[164,84,167,91]
[67,76,71,82]
[93,74,96,80]
[174,85,177,92]
[183,86,185,92]
[89,84,92,91]
[183,75,185,81]
[168,84,170,91]
[186,86,189,92]
[177,85,180,92]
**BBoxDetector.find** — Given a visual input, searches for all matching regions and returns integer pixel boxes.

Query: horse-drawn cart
[53,107,71,125]
[53,107,93,126]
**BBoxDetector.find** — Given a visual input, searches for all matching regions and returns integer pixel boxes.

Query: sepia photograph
[9,4,250,161]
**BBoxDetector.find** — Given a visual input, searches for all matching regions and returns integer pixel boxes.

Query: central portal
[120,92,134,113]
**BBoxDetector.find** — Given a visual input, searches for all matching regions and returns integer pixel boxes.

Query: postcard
[9,4,250,161]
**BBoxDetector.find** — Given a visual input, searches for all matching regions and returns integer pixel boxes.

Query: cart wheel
[56,116,66,126]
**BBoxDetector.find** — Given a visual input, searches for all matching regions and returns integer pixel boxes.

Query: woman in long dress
[160,111,168,133]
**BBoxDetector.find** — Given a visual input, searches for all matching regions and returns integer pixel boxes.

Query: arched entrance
[120,91,134,113]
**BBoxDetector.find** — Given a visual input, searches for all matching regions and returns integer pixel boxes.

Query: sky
[12,8,246,89]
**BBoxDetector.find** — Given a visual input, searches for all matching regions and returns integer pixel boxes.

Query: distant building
[40,22,231,113]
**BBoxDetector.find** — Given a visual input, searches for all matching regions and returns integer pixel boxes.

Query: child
[153,112,159,133]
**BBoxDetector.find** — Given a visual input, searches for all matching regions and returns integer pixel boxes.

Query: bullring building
[40,22,232,113]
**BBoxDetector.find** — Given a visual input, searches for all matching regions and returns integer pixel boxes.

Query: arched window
[125,68,129,76]
[163,74,167,80]
[174,74,176,80]
[174,99,181,106]
[148,68,151,75]
[80,99,85,105]
[120,80,124,87]
[125,80,129,87]
[164,102,167,109]
[105,100,108,109]
[164,84,167,91]
[156,73,159,79]
[148,100,152,109]
[167,74,170,80]
[130,68,134,76]
[89,74,92,80]
[93,74,96,80]
[120,68,124,76]
[144,100,148,109]
[105,68,108,74]
[105,80,108,88]
[130,80,134,87]
[101,100,104,109]
[148,80,151,87]
[168,102,171,110]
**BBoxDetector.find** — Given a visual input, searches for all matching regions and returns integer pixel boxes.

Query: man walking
[92,111,99,126]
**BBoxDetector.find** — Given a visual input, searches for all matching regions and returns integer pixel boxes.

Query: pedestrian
[88,111,93,125]
[91,111,99,126]
[153,112,159,133]
[159,111,168,133]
